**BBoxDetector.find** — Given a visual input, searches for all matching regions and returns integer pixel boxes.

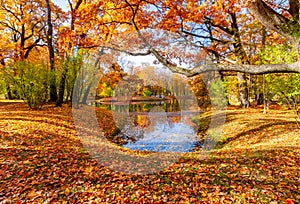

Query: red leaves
[286,199,295,204]
[0,102,299,202]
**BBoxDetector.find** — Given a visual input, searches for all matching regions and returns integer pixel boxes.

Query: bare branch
[0,5,21,22]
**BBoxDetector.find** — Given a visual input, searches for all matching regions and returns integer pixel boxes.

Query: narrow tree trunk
[6,85,13,99]
[72,78,80,109]
[256,92,264,105]
[263,74,269,114]
[254,75,264,105]
[256,26,267,106]
[56,66,68,106]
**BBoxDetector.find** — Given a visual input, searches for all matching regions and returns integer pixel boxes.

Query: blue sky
[52,0,68,11]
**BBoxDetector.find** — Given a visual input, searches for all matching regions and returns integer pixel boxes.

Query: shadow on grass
[217,120,297,148]
[1,102,299,203]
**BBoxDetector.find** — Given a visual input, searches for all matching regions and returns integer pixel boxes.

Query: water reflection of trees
[131,113,182,129]
[95,99,202,130]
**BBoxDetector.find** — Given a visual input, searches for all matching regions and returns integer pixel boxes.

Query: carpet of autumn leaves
[0,101,299,203]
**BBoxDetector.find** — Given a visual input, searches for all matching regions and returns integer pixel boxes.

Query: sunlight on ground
[0,102,299,203]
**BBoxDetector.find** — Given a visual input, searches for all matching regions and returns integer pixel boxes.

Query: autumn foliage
[0,102,299,202]
[0,0,300,202]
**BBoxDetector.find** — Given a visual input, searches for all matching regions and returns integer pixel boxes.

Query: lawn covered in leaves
[0,102,299,203]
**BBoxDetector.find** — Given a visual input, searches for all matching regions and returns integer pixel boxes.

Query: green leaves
[259,44,300,126]
[3,61,49,109]
[260,44,298,64]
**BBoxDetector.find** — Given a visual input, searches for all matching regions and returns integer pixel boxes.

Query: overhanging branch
[149,46,300,76]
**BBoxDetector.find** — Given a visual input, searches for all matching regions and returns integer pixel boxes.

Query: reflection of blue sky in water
[108,101,201,152]
[123,119,199,152]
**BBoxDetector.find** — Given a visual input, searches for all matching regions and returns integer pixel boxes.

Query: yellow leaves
[201,191,207,197]
[84,166,94,174]
[169,26,179,32]
[214,0,224,10]
[28,190,36,198]
[58,26,68,32]
[65,187,71,195]
[186,1,197,10]
[0,101,300,202]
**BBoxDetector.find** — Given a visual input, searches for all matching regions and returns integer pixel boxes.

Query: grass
[0,101,299,203]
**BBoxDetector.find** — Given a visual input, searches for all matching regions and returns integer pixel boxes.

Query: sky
[52,0,68,11]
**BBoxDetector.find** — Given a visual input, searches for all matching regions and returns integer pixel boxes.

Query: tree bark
[150,47,300,76]
[254,26,267,105]
[237,72,249,108]
[248,0,300,55]
[229,12,250,108]
[256,92,264,105]
[56,65,68,106]
[46,0,57,102]
[57,0,84,107]
[81,82,93,105]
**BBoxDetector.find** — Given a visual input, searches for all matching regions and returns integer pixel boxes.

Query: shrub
[4,61,49,110]
[142,89,152,97]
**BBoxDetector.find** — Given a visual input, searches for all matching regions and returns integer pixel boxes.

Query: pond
[95,99,203,152]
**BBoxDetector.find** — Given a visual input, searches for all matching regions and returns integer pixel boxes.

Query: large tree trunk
[249,0,300,56]
[46,0,57,102]
[81,82,93,105]
[237,72,249,108]
[230,12,250,108]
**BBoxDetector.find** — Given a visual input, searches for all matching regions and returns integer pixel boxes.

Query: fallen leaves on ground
[0,102,299,203]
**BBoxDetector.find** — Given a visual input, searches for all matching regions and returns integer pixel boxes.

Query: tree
[0,0,46,61]
[55,0,85,107]
[0,0,64,100]
[97,63,126,98]
[46,0,57,102]
[2,61,49,109]
[259,44,300,124]
[60,0,299,110]
[1,0,300,109]
[70,0,300,76]
[148,0,300,75]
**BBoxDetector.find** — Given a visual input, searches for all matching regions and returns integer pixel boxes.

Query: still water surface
[96,99,202,152]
